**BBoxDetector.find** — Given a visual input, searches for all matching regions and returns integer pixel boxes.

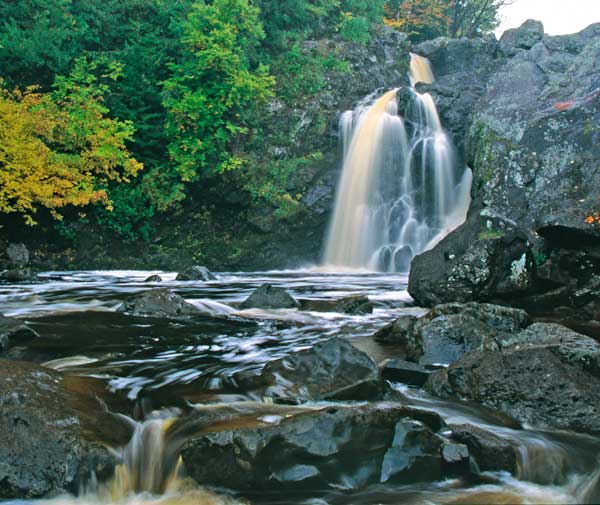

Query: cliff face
[408,21,600,326]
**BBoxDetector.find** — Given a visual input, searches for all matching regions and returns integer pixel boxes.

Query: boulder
[144,274,163,282]
[440,442,470,475]
[380,359,430,386]
[235,337,381,402]
[6,243,29,267]
[374,315,417,345]
[500,19,545,53]
[180,402,451,492]
[176,266,216,281]
[118,288,202,318]
[425,323,600,434]
[239,284,299,310]
[449,423,517,474]
[378,303,530,366]
[300,295,374,314]
[0,314,38,352]
[0,360,125,498]
[0,268,37,283]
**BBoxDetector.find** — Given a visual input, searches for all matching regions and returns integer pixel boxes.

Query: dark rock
[385,302,530,366]
[0,360,123,498]
[449,423,517,473]
[118,288,202,318]
[0,268,37,283]
[235,337,381,402]
[180,402,450,492]
[144,274,163,282]
[176,266,216,281]
[6,243,29,267]
[239,284,299,310]
[335,295,374,314]
[381,359,430,386]
[425,323,600,434]
[374,316,417,345]
[409,212,535,307]
[0,314,38,352]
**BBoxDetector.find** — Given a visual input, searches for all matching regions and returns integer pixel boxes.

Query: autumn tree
[0,59,141,225]
[384,0,449,41]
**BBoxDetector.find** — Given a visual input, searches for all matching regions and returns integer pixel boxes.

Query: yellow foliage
[0,83,141,224]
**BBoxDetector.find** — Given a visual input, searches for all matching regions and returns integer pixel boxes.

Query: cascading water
[323,53,471,272]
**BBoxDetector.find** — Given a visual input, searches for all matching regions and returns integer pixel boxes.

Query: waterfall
[323,54,471,272]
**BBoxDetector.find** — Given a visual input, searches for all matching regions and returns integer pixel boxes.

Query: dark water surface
[1,270,599,505]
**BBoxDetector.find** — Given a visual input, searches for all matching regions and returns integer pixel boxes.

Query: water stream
[2,270,600,504]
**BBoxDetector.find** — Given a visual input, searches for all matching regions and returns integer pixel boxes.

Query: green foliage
[162,0,275,195]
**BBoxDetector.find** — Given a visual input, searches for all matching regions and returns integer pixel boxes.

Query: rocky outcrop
[118,288,202,318]
[176,266,216,281]
[409,21,600,319]
[235,337,381,402]
[0,314,38,352]
[180,402,455,492]
[425,323,600,434]
[0,360,126,498]
[239,284,299,310]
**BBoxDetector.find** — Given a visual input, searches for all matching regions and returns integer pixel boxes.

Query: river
[1,270,599,504]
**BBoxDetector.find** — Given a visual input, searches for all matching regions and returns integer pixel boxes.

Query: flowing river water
[1,270,600,505]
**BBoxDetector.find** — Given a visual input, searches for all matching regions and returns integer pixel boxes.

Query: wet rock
[0,360,123,499]
[239,284,299,310]
[0,268,37,283]
[180,402,449,492]
[235,337,381,402]
[301,295,373,314]
[6,243,29,267]
[144,274,163,282]
[425,323,600,434]
[335,294,374,314]
[118,288,202,318]
[409,212,535,307]
[0,314,38,352]
[380,359,430,386]
[441,442,470,475]
[374,316,417,345]
[449,423,517,473]
[176,266,216,281]
[383,303,530,366]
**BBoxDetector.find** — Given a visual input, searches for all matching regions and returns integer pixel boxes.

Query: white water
[324,54,471,272]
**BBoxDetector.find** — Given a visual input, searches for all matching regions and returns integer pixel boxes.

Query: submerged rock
[0,314,38,352]
[119,288,202,318]
[0,268,38,283]
[425,323,600,434]
[180,402,451,492]
[239,283,299,310]
[176,265,216,281]
[144,274,163,282]
[0,360,124,498]
[235,337,381,402]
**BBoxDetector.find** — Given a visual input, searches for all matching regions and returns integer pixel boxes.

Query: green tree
[448,0,511,37]
[162,0,275,202]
